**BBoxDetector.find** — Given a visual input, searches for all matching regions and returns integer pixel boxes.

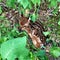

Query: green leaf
[6,0,16,8]
[0,36,29,60]
[50,47,60,57]
[0,0,1,2]
[30,13,38,22]
[17,0,32,9]
[31,0,40,5]
[50,0,57,8]
[35,50,46,57]
[57,0,60,2]
[0,16,5,20]
[17,0,21,2]
[0,6,2,14]
[43,31,51,36]
[58,20,60,25]
[48,0,51,2]
[20,0,29,9]
[28,2,32,9]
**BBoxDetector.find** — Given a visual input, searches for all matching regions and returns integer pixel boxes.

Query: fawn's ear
[19,16,28,26]
[20,16,30,28]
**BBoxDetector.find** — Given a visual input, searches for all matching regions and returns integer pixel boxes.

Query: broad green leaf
[17,0,21,2]
[0,36,29,60]
[20,0,29,9]
[0,16,5,20]
[0,0,1,2]
[35,50,46,57]
[30,13,38,22]
[6,0,16,8]
[17,0,32,9]
[58,20,60,25]
[50,47,60,57]
[28,2,32,9]
[50,0,57,8]
[0,6,2,14]
[31,0,40,5]
[43,31,51,36]
[57,0,60,2]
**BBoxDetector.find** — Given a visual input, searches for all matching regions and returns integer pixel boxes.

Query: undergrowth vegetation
[0,0,60,60]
